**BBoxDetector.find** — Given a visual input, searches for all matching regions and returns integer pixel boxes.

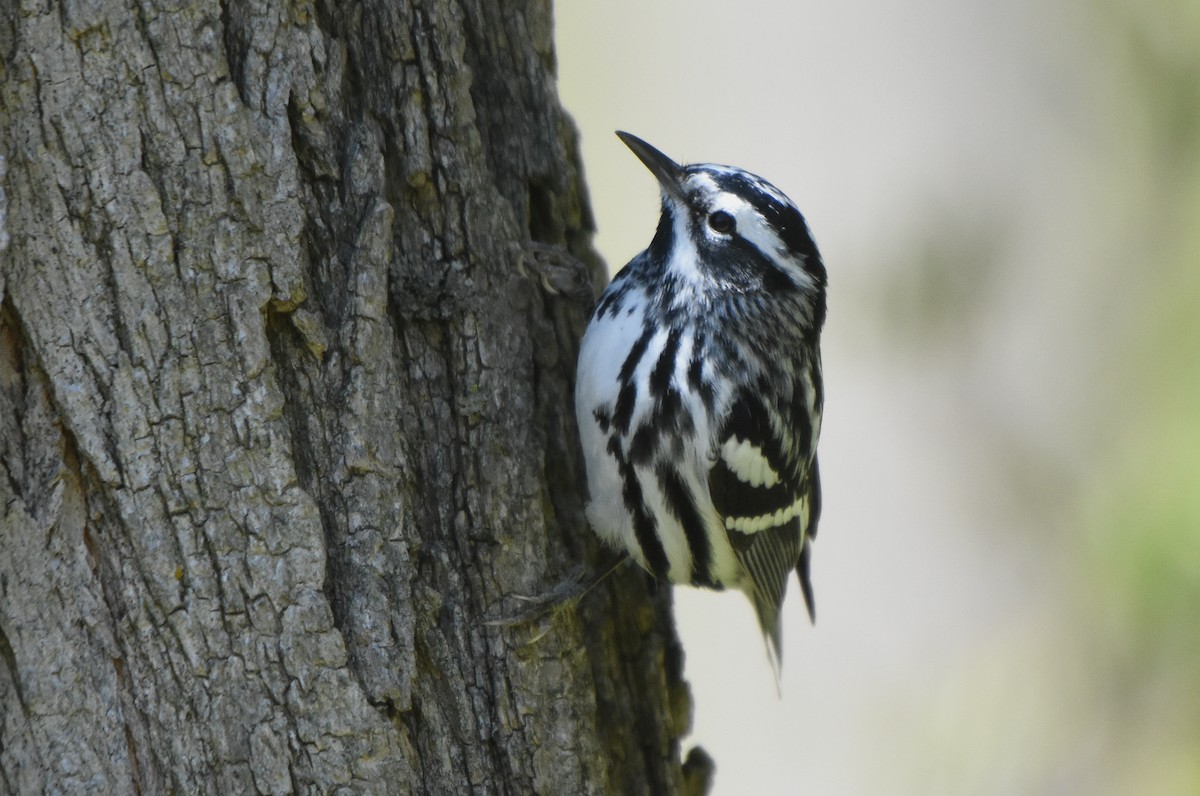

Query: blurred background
[556,1,1200,794]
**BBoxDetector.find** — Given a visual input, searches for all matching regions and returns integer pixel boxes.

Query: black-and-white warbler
[576,132,826,671]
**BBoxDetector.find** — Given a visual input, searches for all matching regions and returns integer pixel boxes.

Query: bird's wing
[708,388,819,661]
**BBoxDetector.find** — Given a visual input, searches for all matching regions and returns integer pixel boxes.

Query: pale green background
[557,2,1200,794]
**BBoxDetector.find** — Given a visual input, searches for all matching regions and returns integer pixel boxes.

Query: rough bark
[0,1,705,793]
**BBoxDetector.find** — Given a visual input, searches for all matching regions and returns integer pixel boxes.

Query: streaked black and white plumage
[576,132,826,671]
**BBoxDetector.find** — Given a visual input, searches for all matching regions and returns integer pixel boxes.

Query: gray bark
[0,1,708,793]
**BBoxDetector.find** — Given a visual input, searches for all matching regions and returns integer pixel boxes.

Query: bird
[575,132,827,674]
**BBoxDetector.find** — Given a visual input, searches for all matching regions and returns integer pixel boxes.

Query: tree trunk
[0,1,706,793]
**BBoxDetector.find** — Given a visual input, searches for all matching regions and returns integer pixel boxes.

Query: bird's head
[616,131,826,298]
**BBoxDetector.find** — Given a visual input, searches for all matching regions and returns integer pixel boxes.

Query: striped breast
[576,278,739,587]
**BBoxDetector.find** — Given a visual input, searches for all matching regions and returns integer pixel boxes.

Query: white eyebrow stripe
[690,172,720,194]
[686,167,816,291]
[694,163,794,205]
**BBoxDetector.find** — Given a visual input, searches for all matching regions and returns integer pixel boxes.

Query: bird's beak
[616,131,686,202]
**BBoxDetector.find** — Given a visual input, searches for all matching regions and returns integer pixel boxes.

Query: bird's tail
[796,537,816,624]
[752,597,785,693]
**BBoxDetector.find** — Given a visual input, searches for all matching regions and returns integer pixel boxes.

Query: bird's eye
[708,211,736,235]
